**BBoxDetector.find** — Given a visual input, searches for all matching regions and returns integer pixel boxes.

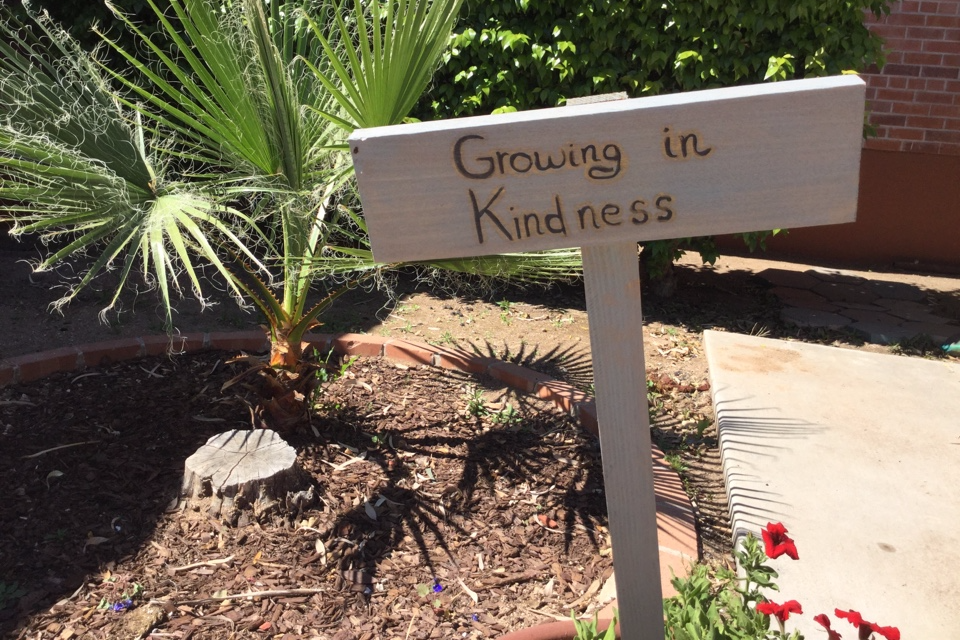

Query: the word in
[662,126,712,160]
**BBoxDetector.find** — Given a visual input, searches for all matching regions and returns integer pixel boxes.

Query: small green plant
[313,351,357,385]
[464,387,522,425]
[571,608,618,640]
[695,417,712,439]
[498,299,513,324]
[490,402,521,426]
[310,352,358,410]
[663,523,900,640]
[43,527,69,543]
[646,379,665,418]
[415,578,447,612]
[0,582,26,610]
[664,453,687,474]
[465,387,486,417]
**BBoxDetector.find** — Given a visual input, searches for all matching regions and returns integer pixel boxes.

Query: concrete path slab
[705,330,960,638]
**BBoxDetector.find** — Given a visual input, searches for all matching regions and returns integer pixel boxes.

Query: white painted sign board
[348,75,866,639]
[350,75,865,264]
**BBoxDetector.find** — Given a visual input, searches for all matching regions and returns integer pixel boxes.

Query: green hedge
[417,0,891,283]
[420,0,890,119]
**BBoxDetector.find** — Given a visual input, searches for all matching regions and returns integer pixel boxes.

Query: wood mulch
[1,352,620,639]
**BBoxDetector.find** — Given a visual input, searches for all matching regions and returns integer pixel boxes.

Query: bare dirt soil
[2,242,958,639]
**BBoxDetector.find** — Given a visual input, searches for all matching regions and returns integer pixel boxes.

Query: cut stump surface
[181,429,313,523]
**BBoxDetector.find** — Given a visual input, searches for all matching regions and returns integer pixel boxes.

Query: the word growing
[453,134,623,182]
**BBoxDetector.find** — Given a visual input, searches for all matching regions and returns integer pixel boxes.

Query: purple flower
[111,599,133,612]
[432,579,443,593]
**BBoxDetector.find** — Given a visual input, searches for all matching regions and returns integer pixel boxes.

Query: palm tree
[0,0,582,432]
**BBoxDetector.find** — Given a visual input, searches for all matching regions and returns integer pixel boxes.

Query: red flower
[761,522,799,560]
[868,625,901,640]
[756,599,803,622]
[835,609,900,640]
[814,613,843,640]
[835,609,865,628]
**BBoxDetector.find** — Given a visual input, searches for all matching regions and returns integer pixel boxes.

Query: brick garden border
[0,330,698,602]
[0,331,602,429]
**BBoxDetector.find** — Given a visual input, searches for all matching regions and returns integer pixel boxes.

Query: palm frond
[302,0,465,130]
[0,8,268,330]
[418,249,584,285]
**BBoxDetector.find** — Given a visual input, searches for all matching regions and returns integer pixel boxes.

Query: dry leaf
[45,470,63,487]
[83,536,109,553]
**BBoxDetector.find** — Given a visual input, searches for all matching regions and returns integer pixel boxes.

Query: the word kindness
[469,188,675,245]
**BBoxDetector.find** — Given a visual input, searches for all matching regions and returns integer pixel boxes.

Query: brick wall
[862,0,960,155]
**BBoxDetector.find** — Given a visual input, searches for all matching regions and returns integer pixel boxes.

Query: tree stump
[181,429,314,524]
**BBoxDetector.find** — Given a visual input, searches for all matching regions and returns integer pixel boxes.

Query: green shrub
[418,0,891,285]
[421,0,889,117]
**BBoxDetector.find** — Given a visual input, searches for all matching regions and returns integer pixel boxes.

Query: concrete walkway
[705,329,960,638]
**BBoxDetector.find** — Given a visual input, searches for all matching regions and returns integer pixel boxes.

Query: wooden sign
[350,75,865,263]
[348,75,866,640]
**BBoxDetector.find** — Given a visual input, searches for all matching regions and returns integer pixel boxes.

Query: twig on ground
[172,555,235,573]
[523,606,569,621]
[456,576,479,604]
[477,569,540,590]
[404,609,419,640]
[151,587,326,607]
[21,440,99,459]
[318,452,368,471]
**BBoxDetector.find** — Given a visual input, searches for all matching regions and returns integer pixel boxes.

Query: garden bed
[1,352,622,639]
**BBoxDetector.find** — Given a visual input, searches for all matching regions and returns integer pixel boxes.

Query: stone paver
[898,321,959,343]
[756,268,821,290]
[804,267,865,285]
[847,322,922,344]
[705,330,960,639]
[834,301,888,312]
[840,308,899,325]
[864,279,928,302]
[769,286,839,312]
[884,307,954,325]
[872,298,930,313]
[759,266,960,346]
[780,307,853,329]
[811,281,878,305]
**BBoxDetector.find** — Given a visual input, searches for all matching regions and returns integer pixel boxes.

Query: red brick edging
[1,331,603,434]
[0,330,699,598]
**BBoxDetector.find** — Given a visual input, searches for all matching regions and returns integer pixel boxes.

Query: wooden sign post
[348,75,866,638]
